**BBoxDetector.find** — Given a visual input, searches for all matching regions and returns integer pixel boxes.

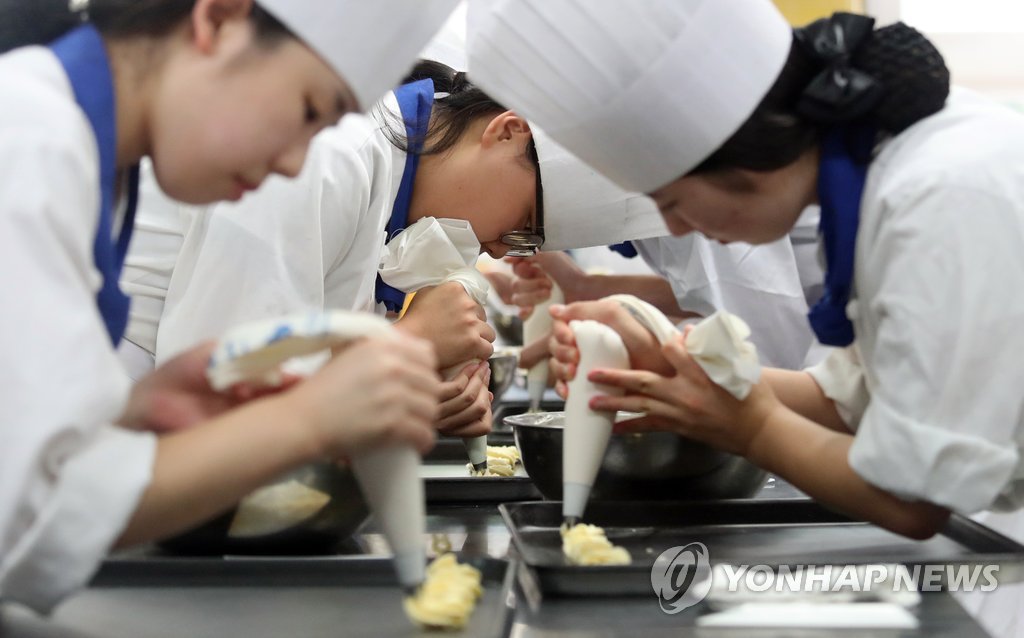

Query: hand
[586,331,780,457]
[287,332,442,457]
[507,252,586,318]
[119,341,264,434]
[546,300,673,397]
[397,282,495,369]
[435,362,493,437]
[483,270,516,306]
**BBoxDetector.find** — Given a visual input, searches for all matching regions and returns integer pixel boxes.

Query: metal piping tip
[403,582,423,597]
[471,461,488,473]
[563,515,580,529]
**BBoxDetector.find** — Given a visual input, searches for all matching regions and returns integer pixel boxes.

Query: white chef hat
[259,0,459,110]
[467,0,792,194]
[533,128,669,252]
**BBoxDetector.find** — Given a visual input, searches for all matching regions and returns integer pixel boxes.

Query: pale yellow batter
[560,523,632,566]
[403,554,483,629]
[467,445,521,477]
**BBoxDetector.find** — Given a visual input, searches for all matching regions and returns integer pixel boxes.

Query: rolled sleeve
[805,345,870,429]
[850,398,1019,511]
[1,426,155,612]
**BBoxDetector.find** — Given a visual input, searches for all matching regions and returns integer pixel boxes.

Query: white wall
[866,0,1024,106]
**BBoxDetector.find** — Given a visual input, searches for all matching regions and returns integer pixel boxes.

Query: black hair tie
[451,71,469,93]
[794,12,883,124]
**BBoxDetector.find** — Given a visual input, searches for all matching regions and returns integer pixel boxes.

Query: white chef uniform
[121,110,401,368]
[1,0,462,611]
[634,227,822,371]
[0,44,157,614]
[468,2,1024,632]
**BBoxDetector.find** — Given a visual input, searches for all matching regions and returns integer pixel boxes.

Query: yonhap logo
[651,542,712,614]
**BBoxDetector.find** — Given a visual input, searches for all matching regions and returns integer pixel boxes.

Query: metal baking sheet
[425,435,514,464]
[45,556,514,638]
[500,499,1024,597]
[421,462,541,503]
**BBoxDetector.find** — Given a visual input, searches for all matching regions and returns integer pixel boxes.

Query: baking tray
[421,462,541,503]
[47,556,514,638]
[500,499,1024,597]
[424,433,514,464]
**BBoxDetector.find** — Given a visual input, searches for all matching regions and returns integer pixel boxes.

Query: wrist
[275,387,334,462]
[741,393,787,471]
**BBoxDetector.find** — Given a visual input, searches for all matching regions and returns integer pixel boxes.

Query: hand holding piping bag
[379,217,496,469]
[550,295,777,456]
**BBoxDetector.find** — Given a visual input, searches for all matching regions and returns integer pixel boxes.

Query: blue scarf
[807,126,875,347]
[49,25,139,345]
[374,79,434,313]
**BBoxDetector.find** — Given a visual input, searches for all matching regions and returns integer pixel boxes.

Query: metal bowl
[505,411,766,501]
[491,311,523,345]
[159,462,369,555]
[488,350,519,404]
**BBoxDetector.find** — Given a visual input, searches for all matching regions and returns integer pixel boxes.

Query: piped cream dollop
[403,554,483,630]
[560,523,632,566]
[466,445,521,477]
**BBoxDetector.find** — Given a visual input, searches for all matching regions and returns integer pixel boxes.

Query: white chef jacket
[0,46,156,612]
[806,89,1024,515]
[633,211,824,371]
[120,95,407,367]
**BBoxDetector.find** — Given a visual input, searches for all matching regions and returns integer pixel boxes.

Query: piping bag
[205,311,427,593]
[522,282,564,412]
[379,217,492,472]
[561,295,761,526]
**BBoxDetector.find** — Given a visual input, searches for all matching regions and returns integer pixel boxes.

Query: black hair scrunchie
[794,12,883,124]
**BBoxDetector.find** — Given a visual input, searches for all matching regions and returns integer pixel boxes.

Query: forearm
[116,394,320,547]
[747,406,949,540]
[761,368,849,432]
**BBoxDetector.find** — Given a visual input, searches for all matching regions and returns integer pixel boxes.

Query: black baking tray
[500,499,1024,597]
[422,461,541,504]
[47,556,514,638]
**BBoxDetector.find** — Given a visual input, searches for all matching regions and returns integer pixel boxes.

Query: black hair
[693,19,950,175]
[0,0,290,55]
[379,58,538,167]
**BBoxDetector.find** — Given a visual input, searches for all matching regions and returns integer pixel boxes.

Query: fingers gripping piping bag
[604,294,761,400]
[206,311,427,591]
[523,282,564,412]
[378,217,492,472]
[562,320,629,526]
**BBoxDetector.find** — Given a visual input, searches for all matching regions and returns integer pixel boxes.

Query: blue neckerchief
[49,25,140,345]
[374,79,434,312]
[608,241,638,258]
[807,126,875,347]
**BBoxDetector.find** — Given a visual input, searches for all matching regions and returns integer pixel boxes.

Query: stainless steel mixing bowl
[159,462,370,555]
[505,411,766,501]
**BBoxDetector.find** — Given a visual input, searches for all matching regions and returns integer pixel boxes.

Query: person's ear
[191,0,255,55]
[480,111,532,149]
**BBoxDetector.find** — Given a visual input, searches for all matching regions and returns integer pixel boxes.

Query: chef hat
[420,1,468,71]
[467,0,792,193]
[534,128,669,252]
[259,0,459,110]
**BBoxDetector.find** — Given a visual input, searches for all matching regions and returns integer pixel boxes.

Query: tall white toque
[259,0,460,110]
[467,0,792,193]
[533,128,668,251]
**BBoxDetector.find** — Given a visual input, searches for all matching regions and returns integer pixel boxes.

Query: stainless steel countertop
[0,478,991,637]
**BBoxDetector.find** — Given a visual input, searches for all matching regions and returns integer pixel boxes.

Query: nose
[271,139,311,178]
